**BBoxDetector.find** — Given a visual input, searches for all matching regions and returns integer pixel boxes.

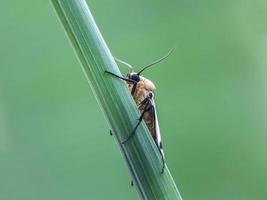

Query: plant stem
[51,0,182,199]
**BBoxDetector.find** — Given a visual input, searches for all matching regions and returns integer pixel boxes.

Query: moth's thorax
[126,76,155,106]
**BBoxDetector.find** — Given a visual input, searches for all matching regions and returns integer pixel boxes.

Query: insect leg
[122,97,152,144]
[155,139,165,174]
[104,71,136,84]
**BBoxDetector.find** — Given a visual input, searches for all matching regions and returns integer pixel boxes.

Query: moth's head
[127,72,140,82]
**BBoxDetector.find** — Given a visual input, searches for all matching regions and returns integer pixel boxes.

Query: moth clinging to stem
[105,49,173,173]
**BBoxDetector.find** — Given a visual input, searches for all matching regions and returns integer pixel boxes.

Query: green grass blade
[51,0,182,199]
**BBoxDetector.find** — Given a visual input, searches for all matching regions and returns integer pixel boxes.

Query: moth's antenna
[114,57,133,69]
[137,48,174,75]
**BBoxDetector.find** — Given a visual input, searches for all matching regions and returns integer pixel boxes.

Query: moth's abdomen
[143,112,156,138]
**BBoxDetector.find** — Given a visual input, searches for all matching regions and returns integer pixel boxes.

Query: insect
[105,49,173,173]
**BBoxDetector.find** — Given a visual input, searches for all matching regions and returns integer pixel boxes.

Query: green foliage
[1,0,267,199]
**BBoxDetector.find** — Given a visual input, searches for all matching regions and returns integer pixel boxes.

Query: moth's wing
[151,98,164,156]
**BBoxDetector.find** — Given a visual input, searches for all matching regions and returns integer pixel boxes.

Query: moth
[105,49,173,173]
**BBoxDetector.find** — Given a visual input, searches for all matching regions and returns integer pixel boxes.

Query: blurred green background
[1,0,267,199]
